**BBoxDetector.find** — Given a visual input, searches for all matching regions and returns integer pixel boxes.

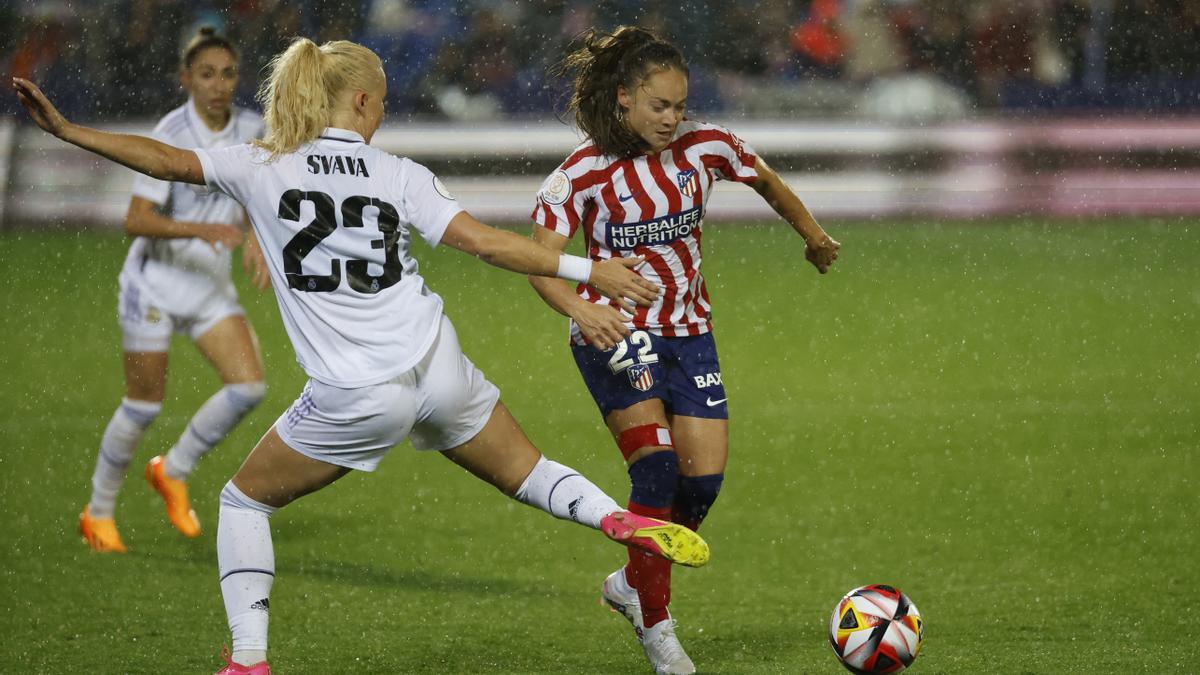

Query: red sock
[624,502,673,628]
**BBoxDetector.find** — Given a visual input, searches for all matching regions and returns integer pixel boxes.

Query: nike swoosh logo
[706,397,727,407]
[618,192,636,202]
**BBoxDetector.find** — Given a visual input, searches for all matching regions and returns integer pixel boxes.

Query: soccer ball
[828,584,923,673]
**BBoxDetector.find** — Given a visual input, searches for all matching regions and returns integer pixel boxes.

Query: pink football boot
[600,511,709,567]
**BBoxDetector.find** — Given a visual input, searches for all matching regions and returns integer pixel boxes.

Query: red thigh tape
[616,424,674,461]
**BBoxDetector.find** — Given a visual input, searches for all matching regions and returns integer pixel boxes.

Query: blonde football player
[15,36,711,675]
[78,27,270,553]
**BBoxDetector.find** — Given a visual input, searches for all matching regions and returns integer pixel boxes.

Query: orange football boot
[79,505,128,553]
[145,455,201,538]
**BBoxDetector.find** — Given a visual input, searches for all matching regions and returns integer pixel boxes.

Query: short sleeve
[531,166,585,237]
[193,145,253,203]
[398,160,463,248]
[129,128,173,205]
[709,127,760,184]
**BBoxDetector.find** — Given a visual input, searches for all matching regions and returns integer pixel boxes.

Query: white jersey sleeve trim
[192,147,221,195]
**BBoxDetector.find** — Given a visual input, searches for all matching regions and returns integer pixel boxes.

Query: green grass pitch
[0,219,1196,673]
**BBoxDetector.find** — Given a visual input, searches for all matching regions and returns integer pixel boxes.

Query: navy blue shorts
[572,330,728,420]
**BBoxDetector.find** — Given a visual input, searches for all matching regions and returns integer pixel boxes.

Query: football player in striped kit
[15,35,712,675]
[77,27,271,553]
[530,26,841,674]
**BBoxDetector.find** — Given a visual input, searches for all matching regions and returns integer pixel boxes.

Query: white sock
[164,382,265,480]
[87,398,162,518]
[218,481,277,658]
[514,456,621,529]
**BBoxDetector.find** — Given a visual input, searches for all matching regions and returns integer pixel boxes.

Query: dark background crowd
[4,0,1200,122]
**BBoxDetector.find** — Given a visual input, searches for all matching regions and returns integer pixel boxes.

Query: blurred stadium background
[2,1,1198,673]
[3,0,1200,225]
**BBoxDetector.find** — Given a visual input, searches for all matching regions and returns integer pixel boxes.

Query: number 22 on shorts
[607,330,659,374]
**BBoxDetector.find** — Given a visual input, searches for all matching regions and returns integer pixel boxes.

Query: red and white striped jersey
[532,120,759,344]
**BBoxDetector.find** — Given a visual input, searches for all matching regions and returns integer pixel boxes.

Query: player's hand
[12,77,70,138]
[573,302,632,351]
[805,234,840,274]
[241,231,271,290]
[201,223,244,252]
[588,256,660,314]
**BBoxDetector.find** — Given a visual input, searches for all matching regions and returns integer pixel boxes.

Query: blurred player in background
[529,26,841,674]
[78,27,270,553]
[15,35,712,675]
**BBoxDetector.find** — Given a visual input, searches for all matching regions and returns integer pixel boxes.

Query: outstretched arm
[13,77,204,185]
[751,158,840,274]
[527,227,635,351]
[441,211,659,315]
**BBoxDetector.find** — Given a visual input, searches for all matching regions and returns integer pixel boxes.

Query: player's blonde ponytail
[553,26,688,158]
[255,38,383,156]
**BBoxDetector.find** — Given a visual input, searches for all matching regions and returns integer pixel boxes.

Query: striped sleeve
[704,125,759,184]
[531,145,599,237]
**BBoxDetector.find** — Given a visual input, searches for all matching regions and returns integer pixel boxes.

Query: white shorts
[275,315,501,471]
[118,273,244,352]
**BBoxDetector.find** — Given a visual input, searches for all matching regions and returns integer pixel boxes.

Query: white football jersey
[122,99,264,315]
[194,127,463,387]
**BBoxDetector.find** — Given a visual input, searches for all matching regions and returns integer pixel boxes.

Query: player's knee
[121,397,163,429]
[225,381,267,411]
[676,473,724,522]
[628,448,680,509]
[219,481,277,516]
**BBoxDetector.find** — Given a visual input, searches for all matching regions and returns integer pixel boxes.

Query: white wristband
[556,254,593,283]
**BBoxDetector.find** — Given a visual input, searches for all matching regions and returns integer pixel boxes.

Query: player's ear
[616,84,631,111]
[180,69,191,91]
[355,90,369,113]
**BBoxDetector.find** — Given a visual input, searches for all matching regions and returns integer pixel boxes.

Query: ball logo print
[829,585,923,673]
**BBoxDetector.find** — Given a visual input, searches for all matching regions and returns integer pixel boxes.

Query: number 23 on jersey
[278,189,403,294]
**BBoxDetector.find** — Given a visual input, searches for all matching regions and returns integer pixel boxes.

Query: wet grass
[0,218,1196,673]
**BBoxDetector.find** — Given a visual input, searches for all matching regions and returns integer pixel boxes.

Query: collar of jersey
[185,96,237,145]
[319,127,366,144]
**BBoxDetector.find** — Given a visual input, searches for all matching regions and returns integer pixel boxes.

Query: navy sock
[673,473,723,531]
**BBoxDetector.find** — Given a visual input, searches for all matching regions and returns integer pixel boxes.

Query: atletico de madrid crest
[628,364,654,392]
[676,169,699,197]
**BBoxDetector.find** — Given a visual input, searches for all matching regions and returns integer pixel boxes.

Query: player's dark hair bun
[181,26,238,69]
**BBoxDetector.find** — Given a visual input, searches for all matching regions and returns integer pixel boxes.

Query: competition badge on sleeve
[433,175,455,200]
[540,170,571,205]
[628,363,654,392]
[676,168,699,197]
